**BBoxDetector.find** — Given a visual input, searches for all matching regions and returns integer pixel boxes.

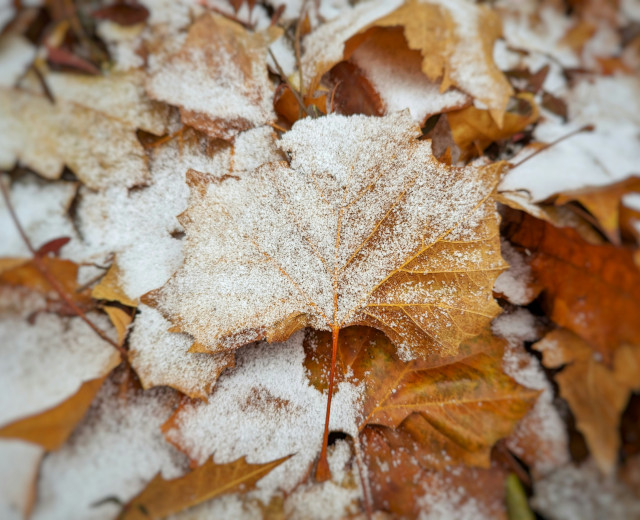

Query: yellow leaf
[92,262,138,308]
[104,305,133,346]
[119,455,291,520]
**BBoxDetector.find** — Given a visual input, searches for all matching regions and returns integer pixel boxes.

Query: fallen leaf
[533,328,640,473]
[302,0,513,124]
[547,176,640,245]
[0,375,107,450]
[91,3,150,26]
[304,326,539,468]
[92,261,138,307]
[146,112,507,360]
[104,305,133,346]
[119,454,291,520]
[447,92,539,161]
[146,13,281,140]
[503,209,640,365]
[505,473,535,520]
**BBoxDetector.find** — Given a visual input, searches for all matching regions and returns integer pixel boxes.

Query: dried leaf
[147,13,281,140]
[533,328,640,474]
[503,209,640,365]
[119,455,291,520]
[104,306,133,346]
[0,375,107,450]
[146,112,507,359]
[304,327,539,467]
[91,3,150,26]
[447,92,539,161]
[547,176,640,245]
[302,0,513,123]
[92,262,138,307]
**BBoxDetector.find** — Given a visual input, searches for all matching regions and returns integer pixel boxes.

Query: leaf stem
[316,325,340,482]
[0,174,127,359]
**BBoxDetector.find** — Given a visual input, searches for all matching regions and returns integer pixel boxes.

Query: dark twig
[0,175,127,359]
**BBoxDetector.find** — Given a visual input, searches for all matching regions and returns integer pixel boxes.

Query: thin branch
[0,175,127,359]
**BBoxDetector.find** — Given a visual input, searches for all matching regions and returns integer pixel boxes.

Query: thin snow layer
[493,239,536,306]
[0,304,119,426]
[76,126,280,300]
[96,21,145,72]
[283,440,361,520]
[350,30,469,123]
[301,0,403,86]
[0,176,78,258]
[32,376,187,520]
[155,112,501,352]
[0,440,43,520]
[493,311,569,477]
[0,34,36,87]
[164,331,364,503]
[500,76,640,201]
[129,305,233,398]
[532,460,640,520]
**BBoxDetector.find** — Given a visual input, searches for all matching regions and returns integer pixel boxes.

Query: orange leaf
[92,261,138,308]
[118,454,291,520]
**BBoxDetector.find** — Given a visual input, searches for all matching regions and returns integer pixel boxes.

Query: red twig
[0,175,127,359]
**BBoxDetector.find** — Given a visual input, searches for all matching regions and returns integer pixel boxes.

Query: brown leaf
[302,0,513,124]
[146,13,281,140]
[91,3,150,26]
[305,327,539,468]
[547,176,640,245]
[0,375,108,450]
[146,112,507,359]
[447,92,539,161]
[118,454,291,520]
[533,328,640,473]
[503,209,640,365]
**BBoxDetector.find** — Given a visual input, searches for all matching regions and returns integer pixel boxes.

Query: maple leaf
[146,13,281,140]
[119,454,291,520]
[533,328,640,474]
[503,209,640,365]
[302,0,513,124]
[304,326,539,467]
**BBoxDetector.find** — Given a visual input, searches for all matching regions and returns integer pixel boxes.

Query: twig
[294,0,309,100]
[0,175,127,359]
[510,124,594,169]
[268,48,314,118]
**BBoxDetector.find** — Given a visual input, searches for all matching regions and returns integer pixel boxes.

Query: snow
[32,373,187,520]
[163,331,364,502]
[0,440,43,520]
[0,34,35,87]
[0,294,120,427]
[493,239,536,306]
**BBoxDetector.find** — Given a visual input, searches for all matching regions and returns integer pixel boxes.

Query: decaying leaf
[533,328,640,474]
[147,13,281,140]
[503,209,640,365]
[0,375,108,450]
[92,261,138,308]
[304,326,538,468]
[119,454,291,520]
[546,176,640,245]
[147,112,507,359]
[302,0,513,123]
[104,306,133,347]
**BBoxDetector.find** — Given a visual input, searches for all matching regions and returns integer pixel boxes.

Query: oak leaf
[146,13,281,140]
[146,112,507,358]
[503,209,640,365]
[304,326,539,467]
[533,328,640,474]
[119,455,291,520]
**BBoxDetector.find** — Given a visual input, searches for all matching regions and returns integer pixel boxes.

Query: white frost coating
[0,304,120,427]
[32,376,187,520]
[284,440,361,520]
[493,239,536,306]
[493,311,569,477]
[0,34,36,87]
[301,0,403,86]
[0,176,78,258]
[96,21,145,71]
[500,76,640,202]
[76,126,280,300]
[129,305,233,398]
[623,193,640,212]
[417,472,493,520]
[350,31,469,123]
[154,112,500,353]
[0,440,43,520]
[164,332,364,503]
[532,460,640,520]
